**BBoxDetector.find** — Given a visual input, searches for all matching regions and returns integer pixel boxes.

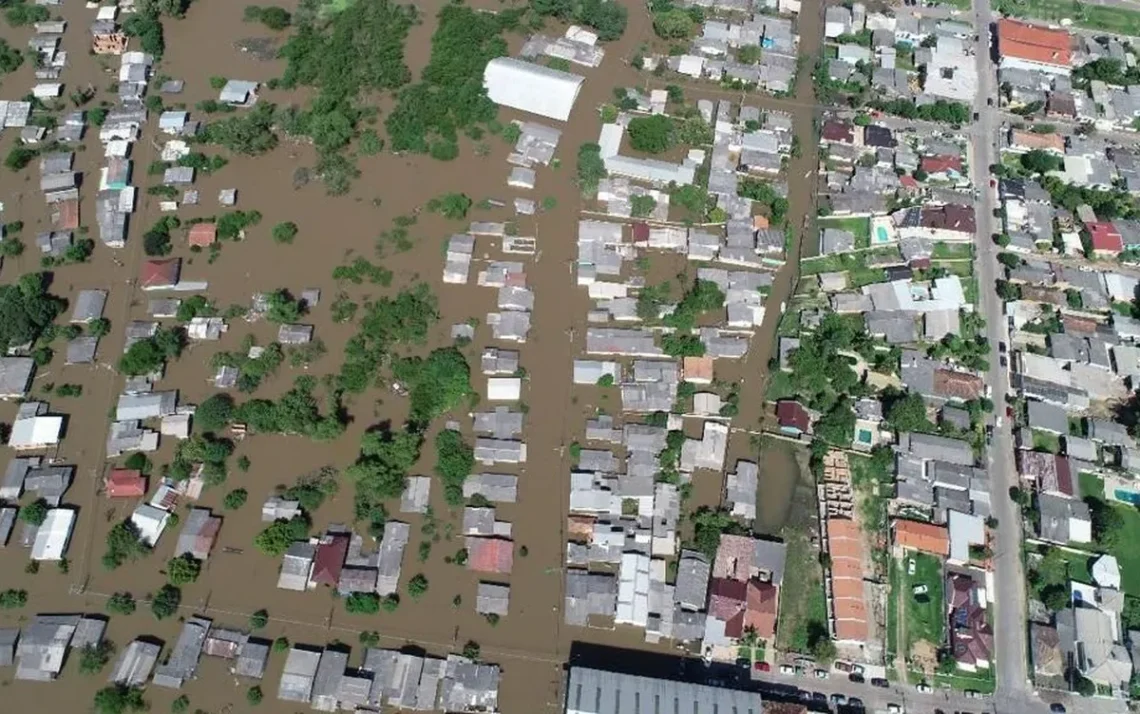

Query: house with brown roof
[933,369,984,401]
[466,536,514,574]
[920,205,976,235]
[893,519,950,556]
[92,31,128,56]
[827,518,868,643]
[820,120,855,145]
[948,571,994,672]
[139,259,181,290]
[308,533,349,588]
[1009,129,1065,154]
[919,154,963,180]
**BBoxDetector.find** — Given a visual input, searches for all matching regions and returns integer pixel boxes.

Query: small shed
[187,222,217,247]
[486,377,521,401]
[71,289,107,323]
[163,166,194,185]
[475,582,510,616]
[277,324,313,345]
[219,80,258,106]
[158,111,188,135]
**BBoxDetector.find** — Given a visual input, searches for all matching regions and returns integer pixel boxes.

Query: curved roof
[483,57,584,122]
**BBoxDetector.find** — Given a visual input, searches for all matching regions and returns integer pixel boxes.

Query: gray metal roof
[565,667,760,714]
[233,639,269,679]
[674,550,710,611]
[152,616,211,688]
[475,582,510,616]
[0,357,34,397]
[278,647,322,702]
[109,640,160,686]
[310,648,348,711]
[439,655,501,713]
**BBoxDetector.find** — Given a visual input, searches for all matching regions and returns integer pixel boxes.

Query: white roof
[948,509,985,563]
[31,508,74,560]
[484,57,584,122]
[1093,554,1122,590]
[130,504,170,546]
[9,416,63,449]
[486,377,521,401]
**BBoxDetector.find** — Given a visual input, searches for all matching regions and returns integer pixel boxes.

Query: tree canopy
[530,0,627,41]
[117,326,186,375]
[435,429,475,506]
[0,273,65,353]
[627,115,674,154]
[254,515,311,556]
[392,347,472,426]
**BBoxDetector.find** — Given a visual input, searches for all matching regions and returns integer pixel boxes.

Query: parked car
[965,690,981,699]
[754,662,770,672]
[1049,704,1066,713]
[915,682,932,693]
[848,698,864,710]
[887,705,903,714]
[833,661,852,673]
[871,677,890,688]
[814,669,828,679]
[852,664,865,675]
[811,692,827,703]
[830,693,847,706]
[907,558,915,575]
[779,665,795,675]
[848,673,865,684]
[913,584,929,596]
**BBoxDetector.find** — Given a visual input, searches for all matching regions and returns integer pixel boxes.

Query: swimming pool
[873,225,890,244]
[857,429,873,444]
[1115,489,1140,505]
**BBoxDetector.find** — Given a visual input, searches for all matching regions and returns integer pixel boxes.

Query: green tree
[150,584,181,619]
[886,391,932,432]
[171,695,189,714]
[0,589,27,608]
[224,488,248,510]
[0,273,66,353]
[166,554,201,585]
[103,521,150,570]
[652,9,694,39]
[106,592,137,615]
[627,115,674,154]
[462,640,480,660]
[18,498,48,526]
[195,393,235,432]
[434,430,475,506]
[408,573,429,599]
[79,640,115,675]
[254,516,311,556]
[272,221,298,244]
[345,592,381,614]
[265,289,303,323]
[93,685,148,714]
[247,686,264,705]
[249,608,269,629]
[427,193,473,220]
[576,143,607,195]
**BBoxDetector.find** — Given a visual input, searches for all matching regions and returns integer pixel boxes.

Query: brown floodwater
[0,0,825,711]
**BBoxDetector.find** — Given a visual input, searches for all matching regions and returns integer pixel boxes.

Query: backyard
[818,216,872,249]
[776,518,828,655]
[900,552,945,654]
[1079,473,1140,596]
[800,251,889,288]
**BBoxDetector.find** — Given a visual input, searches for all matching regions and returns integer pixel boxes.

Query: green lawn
[887,557,900,659]
[1031,429,1061,454]
[932,260,974,278]
[901,553,945,651]
[963,276,979,306]
[930,0,970,9]
[819,216,871,249]
[777,528,827,653]
[932,243,974,260]
[931,667,996,694]
[1077,474,1140,596]
[996,0,1140,35]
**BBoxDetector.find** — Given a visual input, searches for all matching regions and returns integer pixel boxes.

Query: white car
[779,665,795,676]
[907,558,916,576]
[814,669,828,679]
[887,705,904,714]
[913,584,929,596]
[915,683,932,693]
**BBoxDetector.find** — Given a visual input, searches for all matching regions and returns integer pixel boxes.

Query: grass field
[901,552,945,652]
[887,557,900,659]
[777,524,828,653]
[1078,473,1140,595]
[932,243,974,260]
[1031,429,1062,454]
[819,216,872,249]
[995,0,1140,35]
[800,252,888,288]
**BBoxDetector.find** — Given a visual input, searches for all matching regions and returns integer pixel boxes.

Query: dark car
[811,692,828,703]
[870,677,890,688]
[847,699,864,711]
[848,673,865,684]
[1050,705,1066,713]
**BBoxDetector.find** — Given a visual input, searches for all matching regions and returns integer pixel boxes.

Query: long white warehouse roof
[484,57,585,122]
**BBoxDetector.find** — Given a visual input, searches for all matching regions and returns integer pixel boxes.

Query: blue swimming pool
[1116,489,1140,505]
[874,225,890,243]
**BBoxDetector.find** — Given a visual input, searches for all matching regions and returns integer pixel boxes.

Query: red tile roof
[933,368,984,401]
[998,18,1072,68]
[1088,221,1123,253]
[310,534,349,587]
[827,518,868,642]
[139,258,181,288]
[893,519,949,556]
[821,120,854,144]
[466,537,514,574]
[714,534,757,581]
[744,580,778,640]
[920,154,962,175]
[187,223,217,247]
[106,468,146,498]
[920,204,976,234]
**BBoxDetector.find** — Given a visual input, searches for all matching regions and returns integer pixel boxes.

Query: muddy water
[0,1,825,712]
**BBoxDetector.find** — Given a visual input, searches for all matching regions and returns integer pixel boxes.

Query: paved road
[970,1,1033,702]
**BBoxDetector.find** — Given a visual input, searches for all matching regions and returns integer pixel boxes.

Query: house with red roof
[1087,221,1123,257]
[308,533,349,587]
[187,223,217,248]
[466,536,513,574]
[105,468,146,498]
[919,155,963,181]
[776,401,811,436]
[139,258,181,290]
[997,18,1072,75]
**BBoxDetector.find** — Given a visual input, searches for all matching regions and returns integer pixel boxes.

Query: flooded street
[0,0,826,711]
